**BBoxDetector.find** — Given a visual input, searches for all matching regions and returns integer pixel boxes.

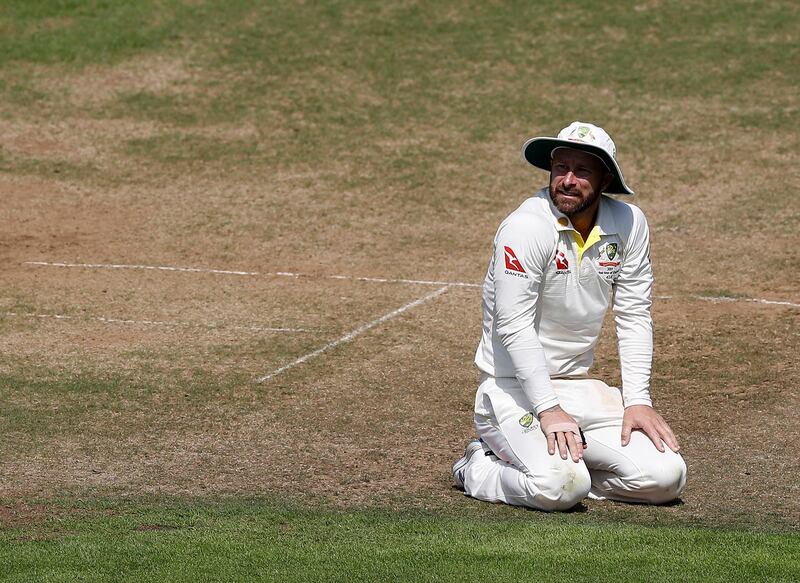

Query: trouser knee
[647,454,687,504]
[627,453,688,504]
[522,462,591,512]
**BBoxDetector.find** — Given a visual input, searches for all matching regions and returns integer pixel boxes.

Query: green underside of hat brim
[523,138,634,195]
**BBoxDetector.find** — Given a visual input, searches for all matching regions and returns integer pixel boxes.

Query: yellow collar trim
[572,225,602,264]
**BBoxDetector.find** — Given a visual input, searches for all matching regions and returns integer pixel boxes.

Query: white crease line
[694,296,800,308]
[747,298,800,308]
[1,312,307,333]
[256,285,450,383]
[24,261,481,288]
[325,274,480,288]
[23,261,799,306]
[24,261,259,276]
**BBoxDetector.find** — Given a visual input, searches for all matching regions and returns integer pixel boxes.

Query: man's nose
[563,171,577,186]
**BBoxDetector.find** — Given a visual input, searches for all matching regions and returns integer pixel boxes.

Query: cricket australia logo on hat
[570,125,595,141]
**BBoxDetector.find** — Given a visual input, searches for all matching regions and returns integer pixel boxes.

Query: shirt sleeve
[492,215,559,414]
[612,205,654,408]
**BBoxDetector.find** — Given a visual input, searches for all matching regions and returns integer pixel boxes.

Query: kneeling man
[453,122,686,511]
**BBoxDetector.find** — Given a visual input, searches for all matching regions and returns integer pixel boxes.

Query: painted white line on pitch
[325,274,480,288]
[24,261,259,276]
[24,261,481,288]
[1,312,306,333]
[256,286,450,383]
[694,296,800,308]
[23,262,799,306]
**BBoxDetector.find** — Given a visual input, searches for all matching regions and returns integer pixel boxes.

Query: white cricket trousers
[463,374,687,511]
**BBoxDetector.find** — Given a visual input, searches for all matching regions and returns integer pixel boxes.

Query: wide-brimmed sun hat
[522,121,634,195]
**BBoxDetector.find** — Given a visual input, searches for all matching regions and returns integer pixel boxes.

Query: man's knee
[645,453,687,504]
[522,461,591,511]
[625,452,687,504]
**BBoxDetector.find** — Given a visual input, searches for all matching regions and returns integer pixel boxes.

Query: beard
[548,185,602,217]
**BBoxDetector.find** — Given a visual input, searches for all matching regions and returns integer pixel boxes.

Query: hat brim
[522,137,635,195]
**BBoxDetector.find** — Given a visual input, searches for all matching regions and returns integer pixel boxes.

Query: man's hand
[622,405,680,453]
[539,405,586,462]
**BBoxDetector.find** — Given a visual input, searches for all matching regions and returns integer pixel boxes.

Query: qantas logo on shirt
[503,246,526,273]
[554,250,569,272]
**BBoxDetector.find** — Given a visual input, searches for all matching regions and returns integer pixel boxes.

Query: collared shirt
[474,188,654,414]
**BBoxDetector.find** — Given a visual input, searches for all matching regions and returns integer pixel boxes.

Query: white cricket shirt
[474,188,654,414]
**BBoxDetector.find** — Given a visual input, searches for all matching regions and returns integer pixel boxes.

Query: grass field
[3,501,799,582]
[1,0,798,580]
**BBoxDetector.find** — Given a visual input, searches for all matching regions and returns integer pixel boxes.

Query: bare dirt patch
[0,175,113,265]
[0,263,433,377]
[0,501,48,528]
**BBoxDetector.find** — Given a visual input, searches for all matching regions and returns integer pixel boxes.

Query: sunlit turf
[0,1,199,66]
[1,1,796,128]
[1,500,798,583]
[0,0,794,245]
[0,1,796,232]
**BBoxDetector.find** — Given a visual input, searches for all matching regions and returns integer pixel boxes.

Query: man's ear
[601,172,613,192]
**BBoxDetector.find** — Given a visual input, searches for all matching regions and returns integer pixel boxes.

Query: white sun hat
[522,121,635,195]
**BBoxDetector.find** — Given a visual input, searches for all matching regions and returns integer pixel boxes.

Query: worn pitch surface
[0,0,798,530]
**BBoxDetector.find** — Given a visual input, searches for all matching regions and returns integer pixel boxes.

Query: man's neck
[569,202,600,241]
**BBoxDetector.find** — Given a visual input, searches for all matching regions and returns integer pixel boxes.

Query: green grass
[3,1,797,139]
[1,501,798,583]
[0,366,235,452]
[0,0,197,66]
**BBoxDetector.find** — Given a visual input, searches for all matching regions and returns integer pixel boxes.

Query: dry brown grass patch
[36,54,198,108]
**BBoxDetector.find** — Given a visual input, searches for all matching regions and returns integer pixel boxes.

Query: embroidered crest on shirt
[503,246,528,278]
[598,242,620,266]
[596,242,623,280]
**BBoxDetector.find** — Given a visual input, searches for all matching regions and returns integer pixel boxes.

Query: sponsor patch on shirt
[554,249,570,274]
[596,242,622,280]
[503,246,529,278]
[519,412,539,434]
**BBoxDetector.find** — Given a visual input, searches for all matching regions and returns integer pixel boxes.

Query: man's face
[549,148,612,217]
